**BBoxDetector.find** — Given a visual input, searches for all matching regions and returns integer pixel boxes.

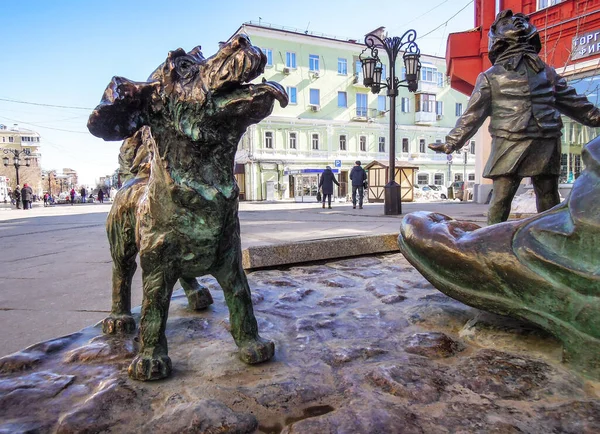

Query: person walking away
[70,188,76,205]
[13,185,21,209]
[318,166,340,209]
[21,183,33,210]
[43,192,49,207]
[97,189,104,203]
[80,187,86,204]
[349,161,367,209]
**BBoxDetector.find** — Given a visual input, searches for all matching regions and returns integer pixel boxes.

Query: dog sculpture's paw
[187,285,214,310]
[239,337,275,364]
[128,354,172,381]
[102,315,136,334]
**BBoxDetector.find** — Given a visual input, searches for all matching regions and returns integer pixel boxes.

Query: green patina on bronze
[399,11,600,377]
[87,35,288,381]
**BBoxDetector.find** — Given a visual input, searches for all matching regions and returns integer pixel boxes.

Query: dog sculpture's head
[88,34,288,143]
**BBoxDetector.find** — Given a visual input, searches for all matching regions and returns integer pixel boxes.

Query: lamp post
[360,30,421,215]
[2,148,31,186]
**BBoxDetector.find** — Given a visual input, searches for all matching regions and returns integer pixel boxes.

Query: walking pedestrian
[13,185,21,209]
[43,192,49,207]
[349,161,367,209]
[318,166,339,209]
[70,188,76,205]
[80,187,87,204]
[97,189,104,203]
[21,183,33,210]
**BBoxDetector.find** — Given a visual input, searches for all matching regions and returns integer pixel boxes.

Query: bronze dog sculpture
[88,34,288,380]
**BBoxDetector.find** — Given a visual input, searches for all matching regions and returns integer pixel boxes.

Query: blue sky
[1,0,475,185]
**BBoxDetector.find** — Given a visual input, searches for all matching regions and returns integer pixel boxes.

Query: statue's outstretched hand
[429,142,454,154]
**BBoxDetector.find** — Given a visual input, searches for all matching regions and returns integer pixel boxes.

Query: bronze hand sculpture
[88,35,288,380]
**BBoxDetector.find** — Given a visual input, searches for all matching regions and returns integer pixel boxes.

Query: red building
[446,0,600,198]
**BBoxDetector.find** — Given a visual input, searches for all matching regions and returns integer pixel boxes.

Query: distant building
[62,168,79,188]
[0,124,43,193]
[228,22,472,201]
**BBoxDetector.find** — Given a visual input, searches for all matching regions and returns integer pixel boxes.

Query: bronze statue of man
[430,9,600,224]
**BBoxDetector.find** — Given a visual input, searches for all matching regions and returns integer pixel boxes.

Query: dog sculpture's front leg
[128,257,177,381]
[215,236,274,364]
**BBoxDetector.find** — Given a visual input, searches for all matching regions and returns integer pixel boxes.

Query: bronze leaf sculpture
[88,35,288,380]
[399,136,600,377]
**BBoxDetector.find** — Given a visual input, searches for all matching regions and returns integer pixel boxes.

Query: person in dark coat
[80,187,87,204]
[70,188,76,205]
[318,166,340,209]
[97,189,105,203]
[13,185,21,209]
[21,183,33,210]
[349,160,367,209]
[430,10,600,224]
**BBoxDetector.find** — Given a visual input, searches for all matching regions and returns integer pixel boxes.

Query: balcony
[415,111,436,125]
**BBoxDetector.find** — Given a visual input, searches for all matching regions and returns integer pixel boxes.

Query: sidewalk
[0,199,490,357]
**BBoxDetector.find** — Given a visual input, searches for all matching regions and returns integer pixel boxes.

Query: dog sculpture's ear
[87,76,160,141]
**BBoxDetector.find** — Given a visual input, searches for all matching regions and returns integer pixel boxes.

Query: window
[455,173,463,181]
[378,136,385,153]
[355,59,363,82]
[286,52,296,68]
[286,86,297,104]
[311,133,319,150]
[434,173,444,186]
[538,0,562,9]
[402,138,409,153]
[419,139,426,153]
[262,48,273,66]
[339,135,347,151]
[436,101,444,117]
[417,173,429,185]
[289,132,297,149]
[377,95,386,112]
[309,54,319,71]
[359,136,367,152]
[338,58,347,75]
[380,65,386,81]
[8,137,13,143]
[421,66,437,82]
[401,97,410,113]
[338,91,347,108]
[468,173,476,181]
[309,89,320,106]
[455,103,463,116]
[470,140,476,154]
[264,131,273,149]
[437,72,445,87]
[356,93,368,117]
[417,93,435,112]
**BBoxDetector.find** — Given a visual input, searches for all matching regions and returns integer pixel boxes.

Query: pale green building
[228,23,472,201]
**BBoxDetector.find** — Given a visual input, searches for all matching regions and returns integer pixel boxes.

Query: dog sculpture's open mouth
[248,78,289,108]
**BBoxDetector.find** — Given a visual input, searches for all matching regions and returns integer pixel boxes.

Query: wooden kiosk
[363,160,419,203]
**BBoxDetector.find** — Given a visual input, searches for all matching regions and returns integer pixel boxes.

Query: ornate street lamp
[360,30,421,215]
[2,148,31,186]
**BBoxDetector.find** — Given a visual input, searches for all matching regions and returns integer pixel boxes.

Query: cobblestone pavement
[1,253,598,433]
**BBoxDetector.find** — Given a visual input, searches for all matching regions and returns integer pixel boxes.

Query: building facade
[0,124,43,194]
[228,23,472,201]
[446,0,600,201]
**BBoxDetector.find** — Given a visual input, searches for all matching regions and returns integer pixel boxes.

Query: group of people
[10,184,34,209]
[318,160,367,209]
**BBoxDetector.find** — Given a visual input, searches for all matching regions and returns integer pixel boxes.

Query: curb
[242,233,400,270]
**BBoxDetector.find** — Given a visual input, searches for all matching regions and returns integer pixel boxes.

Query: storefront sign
[572,30,600,61]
